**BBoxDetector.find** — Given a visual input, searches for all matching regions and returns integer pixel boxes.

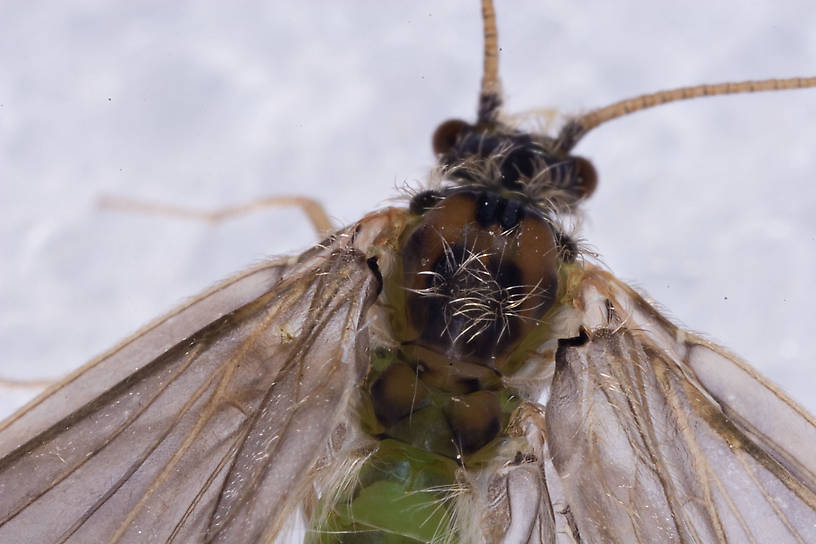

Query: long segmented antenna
[558,76,816,151]
[471,2,816,154]
[477,0,502,124]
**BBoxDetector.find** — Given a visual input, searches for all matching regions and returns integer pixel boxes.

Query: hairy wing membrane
[545,268,816,543]
[0,223,387,543]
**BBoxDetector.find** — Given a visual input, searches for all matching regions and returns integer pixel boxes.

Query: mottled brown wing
[0,211,400,543]
[545,267,816,543]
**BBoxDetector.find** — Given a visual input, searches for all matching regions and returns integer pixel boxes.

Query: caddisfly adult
[1,1,815,542]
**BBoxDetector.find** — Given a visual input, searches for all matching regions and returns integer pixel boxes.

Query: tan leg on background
[0,377,55,389]
[98,195,335,237]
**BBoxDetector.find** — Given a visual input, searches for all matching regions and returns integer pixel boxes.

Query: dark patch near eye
[474,192,524,229]
[498,198,523,229]
[458,131,500,156]
[444,132,542,191]
[366,256,383,295]
[475,191,501,227]
[499,144,538,190]
[433,123,602,210]
[409,190,443,215]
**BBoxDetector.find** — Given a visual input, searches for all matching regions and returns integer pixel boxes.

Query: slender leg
[0,377,54,389]
[98,195,335,236]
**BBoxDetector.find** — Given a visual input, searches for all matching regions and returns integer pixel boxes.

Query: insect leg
[98,194,334,236]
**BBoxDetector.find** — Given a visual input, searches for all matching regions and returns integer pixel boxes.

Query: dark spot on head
[499,143,538,190]
[498,198,523,229]
[409,190,442,215]
[475,191,500,227]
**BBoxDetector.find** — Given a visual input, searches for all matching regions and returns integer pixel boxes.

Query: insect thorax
[313,123,593,542]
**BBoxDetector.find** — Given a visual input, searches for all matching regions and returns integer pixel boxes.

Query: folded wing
[0,216,392,543]
[545,268,816,543]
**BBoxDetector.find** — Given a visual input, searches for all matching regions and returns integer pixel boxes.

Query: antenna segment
[558,76,816,151]
[477,0,502,124]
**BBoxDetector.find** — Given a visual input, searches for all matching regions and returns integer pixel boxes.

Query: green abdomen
[310,347,520,543]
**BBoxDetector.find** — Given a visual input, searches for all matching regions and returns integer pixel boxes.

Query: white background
[1,1,815,418]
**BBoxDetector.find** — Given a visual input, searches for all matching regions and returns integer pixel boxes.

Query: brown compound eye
[572,156,598,200]
[432,119,472,155]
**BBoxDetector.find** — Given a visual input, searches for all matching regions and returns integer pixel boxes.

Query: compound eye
[572,156,598,200]
[432,119,472,155]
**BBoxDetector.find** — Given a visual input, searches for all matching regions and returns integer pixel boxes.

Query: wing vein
[206,269,360,538]
[0,340,210,529]
[107,290,300,544]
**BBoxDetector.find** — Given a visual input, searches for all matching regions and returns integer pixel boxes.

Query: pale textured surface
[1,0,815,420]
